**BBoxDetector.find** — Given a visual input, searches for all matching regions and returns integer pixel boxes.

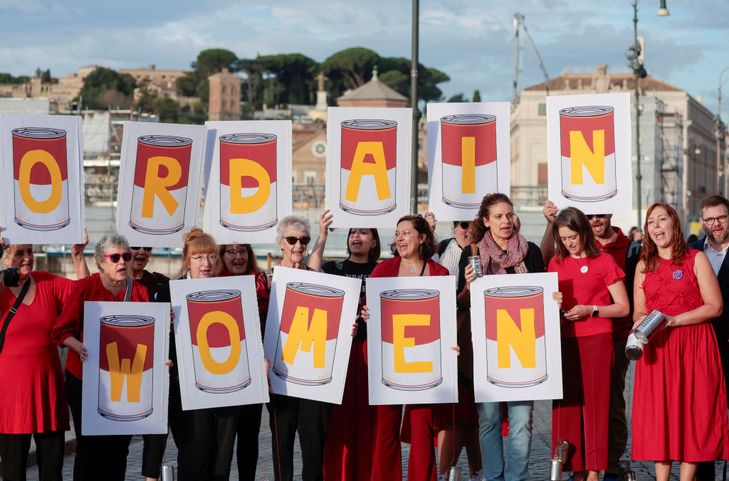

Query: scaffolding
[656,99,683,209]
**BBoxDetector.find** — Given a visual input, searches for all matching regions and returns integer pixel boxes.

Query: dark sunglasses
[586,214,607,220]
[12,248,33,258]
[104,252,132,263]
[285,236,310,246]
[456,222,470,229]
[130,246,152,252]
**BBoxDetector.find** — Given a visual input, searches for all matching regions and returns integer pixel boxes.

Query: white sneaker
[470,471,486,481]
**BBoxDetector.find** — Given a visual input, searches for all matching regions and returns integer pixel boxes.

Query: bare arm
[669,252,723,327]
[632,261,648,326]
[71,231,90,279]
[307,209,332,272]
[540,200,558,266]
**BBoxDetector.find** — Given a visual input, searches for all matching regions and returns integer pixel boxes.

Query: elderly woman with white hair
[268,215,332,481]
[0,238,86,481]
[52,233,149,481]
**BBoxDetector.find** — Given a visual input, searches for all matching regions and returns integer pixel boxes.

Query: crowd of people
[1,193,729,481]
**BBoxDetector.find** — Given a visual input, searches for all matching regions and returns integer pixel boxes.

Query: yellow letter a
[345,141,391,202]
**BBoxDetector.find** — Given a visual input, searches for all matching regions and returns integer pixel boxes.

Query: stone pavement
[24,363,727,480]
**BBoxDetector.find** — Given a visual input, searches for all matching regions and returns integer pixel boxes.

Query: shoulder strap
[123,278,133,302]
[0,278,32,353]
[437,238,451,257]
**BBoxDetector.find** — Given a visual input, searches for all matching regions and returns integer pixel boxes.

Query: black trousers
[0,431,64,481]
[268,394,331,481]
[65,372,131,481]
[142,433,167,478]
[236,403,262,481]
[168,376,239,481]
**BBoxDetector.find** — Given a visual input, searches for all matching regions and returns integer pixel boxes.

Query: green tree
[78,67,136,109]
[192,48,238,77]
[0,73,30,84]
[472,89,482,102]
[154,97,180,123]
[322,47,379,98]
[447,93,468,103]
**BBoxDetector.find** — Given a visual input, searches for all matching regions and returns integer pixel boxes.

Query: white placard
[470,272,563,402]
[0,114,85,244]
[117,122,206,248]
[81,301,170,435]
[203,121,292,244]
[427,102,510,221]
[325,107,412,228]
[547,92,632,215]
[263,266,361,404]
[366,276,458,405]
[170,275,269,410]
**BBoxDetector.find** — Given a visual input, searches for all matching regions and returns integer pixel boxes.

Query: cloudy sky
[1,0,728,114]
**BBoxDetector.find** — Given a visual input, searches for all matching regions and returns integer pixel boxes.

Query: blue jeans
[477,401,533,481]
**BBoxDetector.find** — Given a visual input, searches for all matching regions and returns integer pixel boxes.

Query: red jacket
[370,257,449,278]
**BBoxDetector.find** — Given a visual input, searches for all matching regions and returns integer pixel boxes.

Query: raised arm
[307,209,333,272]
[540,200,558,266]
[71,231,90,279]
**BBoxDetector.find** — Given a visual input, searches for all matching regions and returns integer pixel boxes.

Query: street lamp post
[716,67,729,194]
[410,0,420,214]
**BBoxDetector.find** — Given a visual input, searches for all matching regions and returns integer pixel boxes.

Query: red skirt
[632,322,729,461]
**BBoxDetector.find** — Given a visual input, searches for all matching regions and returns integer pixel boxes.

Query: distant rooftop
[524,72,682,93]
[337,66,408,103]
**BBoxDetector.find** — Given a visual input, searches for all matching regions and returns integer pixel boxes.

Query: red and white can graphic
[440,114,498,208]
[340,119,397,215]
[98,315,155,421]
[219,133,278,231]
[380,289,442,391]
[11,127,70,231]
[559,106,617,201]
[484,287,547,387]
[273,283,344,385]
[130,135,192,234]
[186,290,251,393]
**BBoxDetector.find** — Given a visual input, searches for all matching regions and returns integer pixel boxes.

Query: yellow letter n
[496,308,536,369]
[569,130,605,185]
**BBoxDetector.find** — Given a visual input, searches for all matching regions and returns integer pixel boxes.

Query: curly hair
[469,193,513,244]
[640,203,688,272]
[551,207,602,260]
[390,215,437,260]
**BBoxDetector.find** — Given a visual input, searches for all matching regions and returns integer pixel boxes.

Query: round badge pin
[580,265,589,274]
[673,270,683,280]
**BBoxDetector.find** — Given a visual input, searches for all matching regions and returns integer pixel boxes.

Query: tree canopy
[78,67,136,109]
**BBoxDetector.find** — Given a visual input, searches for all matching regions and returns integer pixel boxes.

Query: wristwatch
[592,305,599,317]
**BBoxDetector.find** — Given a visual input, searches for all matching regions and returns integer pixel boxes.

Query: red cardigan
[370,257,449,278]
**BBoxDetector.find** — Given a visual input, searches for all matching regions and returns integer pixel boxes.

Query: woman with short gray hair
[52,232,150,481]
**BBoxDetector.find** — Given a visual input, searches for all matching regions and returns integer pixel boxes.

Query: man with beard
[541,202,636,481]
[692,195,729,481]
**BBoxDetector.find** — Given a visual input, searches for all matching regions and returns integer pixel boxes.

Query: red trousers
[370,404,402,480]
[552,333,613,472]
[324,340,374,481]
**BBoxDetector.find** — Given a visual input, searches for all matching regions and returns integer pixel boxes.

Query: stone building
[336,67,409,108]
[208,68,241,121]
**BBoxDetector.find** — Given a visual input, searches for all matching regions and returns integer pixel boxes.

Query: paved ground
[23,363,728,480]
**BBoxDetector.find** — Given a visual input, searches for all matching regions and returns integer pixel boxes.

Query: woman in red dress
[362,214,450,481]
[52,233,150,481]
[0,241,85,481]
[632,203,729,481]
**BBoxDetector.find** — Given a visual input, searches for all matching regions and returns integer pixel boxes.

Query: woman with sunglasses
[51,233,149,481]
[218,242,269,481]
[269,215,336,481]
[360,214,450,481]
[547,208,629,481]
[632,204,729,481]
[0,239,87,481]
[166,228,244,481]
[458,193,545,481]
[308,211,381,481]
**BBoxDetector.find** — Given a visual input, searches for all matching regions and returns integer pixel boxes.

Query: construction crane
[512,13,550,106]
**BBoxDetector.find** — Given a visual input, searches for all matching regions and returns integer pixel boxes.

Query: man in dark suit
[692,195,729,481]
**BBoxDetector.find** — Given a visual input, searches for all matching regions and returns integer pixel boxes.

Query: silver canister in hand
[624,309,667,361]
[468,256,482,278]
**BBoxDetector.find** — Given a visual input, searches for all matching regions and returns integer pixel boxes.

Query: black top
[137,270,171,303]
[456,241,545,295]
[322,259,378,341]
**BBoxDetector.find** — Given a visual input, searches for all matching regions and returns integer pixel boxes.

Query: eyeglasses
[104,252,132,263]
[702,215,729,225]
[12,248,33,258]
[130,246,152,252]
[456,222,470,230]
[224,249,247,257]
[285,236,310,246]
[191,254,219,263]
[586,214,608,220]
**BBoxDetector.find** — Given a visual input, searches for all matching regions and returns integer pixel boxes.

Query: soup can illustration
[219,133,278,231]
[98,315,155,421]
[11,127,71,231]
[130,135,192,234]
[340,119,397,215]
[380,289,442,390]
[484,286,547,387]
[440,114,498,208]
[559,106,617,202]
[186,289,251,393]
[273,283,345,385]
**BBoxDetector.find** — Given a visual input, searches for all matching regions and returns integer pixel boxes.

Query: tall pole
[633,0,643,228]
[410,0,420,214]
[717,67,729,194]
